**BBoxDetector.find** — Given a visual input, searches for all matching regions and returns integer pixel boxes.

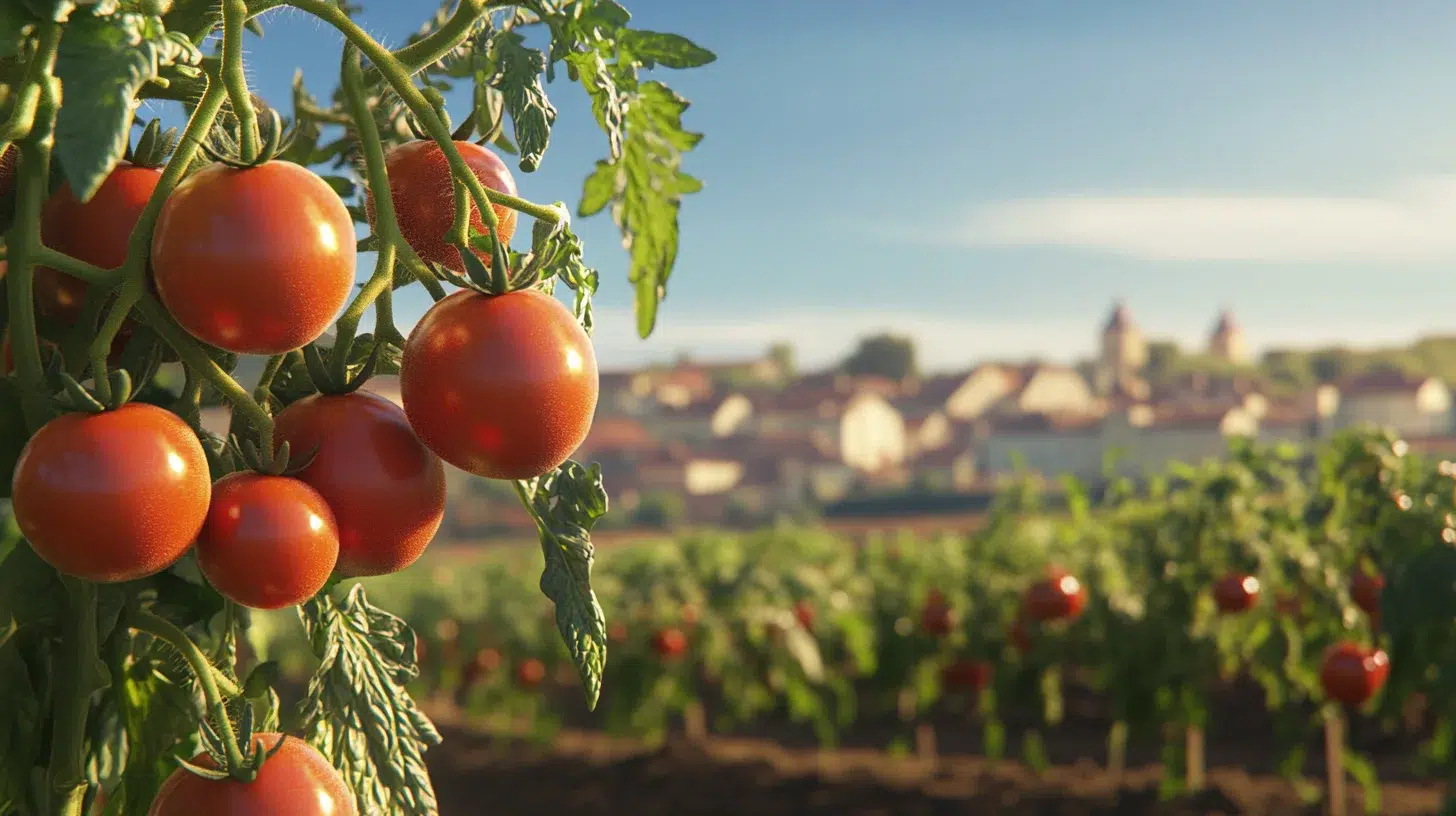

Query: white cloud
[946,176,1456,262]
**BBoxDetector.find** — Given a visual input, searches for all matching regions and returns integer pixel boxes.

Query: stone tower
[1096,300,1147,395]
[1207,309,1248,364]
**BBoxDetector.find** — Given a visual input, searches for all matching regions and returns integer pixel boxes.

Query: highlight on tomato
[151,159,356,355]
[195,472,340,610]
[273,390,447,577]
[147,733,357,816]
[370,139,519,274]
[11,402,210,583]
[1023,566,1087,623]
[1213,573,1260,614]
[1320,641,1390,707]
[400,288,599,479]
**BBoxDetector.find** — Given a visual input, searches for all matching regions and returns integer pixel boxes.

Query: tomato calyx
[230,433,316,478]
[123,118,180,169]
[201,104,298,169]
[301,339,385,396]
[173,703,286,783]
[441,203,577,297]
[56,368,134,414]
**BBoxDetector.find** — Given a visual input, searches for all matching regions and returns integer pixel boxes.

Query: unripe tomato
[195,473,340,610]
[1024,566,1087,623]
[12,404,210,582]
[793,601,815,630]
[1320,642,1389,706]
[274,391,447,577]
[1350,569,1383,617]
[148,733,356,816]
[1213,573,1260,614]
[516,658,547,688]
[38,162,160,323]
[152,160,355,354]
[941,659,993,694]
[401,289,599,479]
[651,628,688,660]
[369,140,518,274]
[920,597,953,637]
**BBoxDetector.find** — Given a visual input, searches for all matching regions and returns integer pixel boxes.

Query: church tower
[1096,300,1147,395]
[1207,309,1248,364]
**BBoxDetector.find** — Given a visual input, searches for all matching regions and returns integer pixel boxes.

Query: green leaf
[111,637,203,816]
[297,584,441,816]
[21,0,79,24]
[0,380,26,498]
[0,5,37,60]
[619,30,717,70]
[489,32,555,173]
[53,11,201,202]
[522,461,609,709]
[579,159,614,217]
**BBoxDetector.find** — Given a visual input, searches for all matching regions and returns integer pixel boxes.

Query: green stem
[4,22,63,430]
[32,248,118,286]
[49,577,100,816]
[178,367,204,431]
[386,0,491,77]
[130,611,246,771]
[221,0,261,162]
[252,353,287,405]
[87,77,229,397]
[132,295,273,443]
[375,285,401,345]
[0,23,61,142]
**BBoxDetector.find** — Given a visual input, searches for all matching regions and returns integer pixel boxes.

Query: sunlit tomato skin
[1213,573,1260,614]
[401,289,599,479]
[941,660,993,693]
[516,658,547,688]
[195,473,340,610]
[1320,642,1390,706]
[651,628,689,660]
[12,404,210,582]
[151,161,356,354]
[148,733,357,816]
[1024,566,1087,623]
[1351,570,1383,617]
[37,163,160,323]
[273,391,446,577]
[370,140,518,274]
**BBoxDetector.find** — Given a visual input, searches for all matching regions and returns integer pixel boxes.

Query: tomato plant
[0,2,713,814]
[1321,642,1390,707]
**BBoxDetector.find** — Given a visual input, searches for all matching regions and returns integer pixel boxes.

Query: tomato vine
[0,2,714,814]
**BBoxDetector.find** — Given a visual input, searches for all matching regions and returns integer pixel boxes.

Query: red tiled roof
[1337,370,1435,396]
[576,417,655,453]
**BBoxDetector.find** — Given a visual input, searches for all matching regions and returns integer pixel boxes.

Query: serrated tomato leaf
[53,11,201,202]
[490,31,555,173]
[522,461,609,709]
[619,30,716,70]
[297,584,440,816]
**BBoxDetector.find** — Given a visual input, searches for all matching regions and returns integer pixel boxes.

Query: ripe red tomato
[515,658,547,688]
[151,160,355,354]
[1320,642,1389,706]
[1009,619,1032,653]
[273,390,446,577]
[195,472,340,610]
[1351,569,1383,617]
[920,597,953,637]
[1024,566,1087,623]
[941,659,993,693]
[651,628,689,660]
[148,733,356,816]
[400,289,599,479]
[12,403,210,582]
[462,647,502,688]
[793,601,815,630]
[1213,573,1260,614]
[369,139,518,274]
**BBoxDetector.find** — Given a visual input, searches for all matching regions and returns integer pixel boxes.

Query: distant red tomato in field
[608,621,629,643]
[652,628,689,660]
[1351,569,1383,618]
[1213,573,1260,614]
[515,658,547,689]
[1320,642,1389,706]
[793,601,816,630]
[1009,619,1032,653]
[920,595,954,637]
[462,647,501,688]
[941,660,993,694]
[1024,566,1087,623]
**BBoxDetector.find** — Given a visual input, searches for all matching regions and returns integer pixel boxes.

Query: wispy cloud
[941,176,1456,262]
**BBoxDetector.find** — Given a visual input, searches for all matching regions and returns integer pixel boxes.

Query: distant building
[1095,300,1148,396]
[1331,371,1452,439]
[1207,309,1249,364]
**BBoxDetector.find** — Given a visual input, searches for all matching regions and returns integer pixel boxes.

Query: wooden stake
[1325,710,1347,816]
[1107,720,1128,786]
[683,700,708,743]
[1185,726,1206,792]
[915,722,938,763]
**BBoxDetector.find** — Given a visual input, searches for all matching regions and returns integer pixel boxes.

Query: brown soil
[424,705,1447,816]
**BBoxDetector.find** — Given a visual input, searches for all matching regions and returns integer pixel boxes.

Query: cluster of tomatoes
[5,136,600,811]
[1212,568,1389,707]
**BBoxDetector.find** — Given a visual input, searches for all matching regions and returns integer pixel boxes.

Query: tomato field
[0,0,712,814]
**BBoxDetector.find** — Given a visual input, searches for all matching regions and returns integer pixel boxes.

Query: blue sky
[164,0,1456,372]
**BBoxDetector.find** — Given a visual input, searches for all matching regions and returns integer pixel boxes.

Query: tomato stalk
[221,0,262,163]
[0,22,61,142]
[130,611,249,772]
[48,577,104,816]
[377,0,491,79]
[4,21,63,430]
